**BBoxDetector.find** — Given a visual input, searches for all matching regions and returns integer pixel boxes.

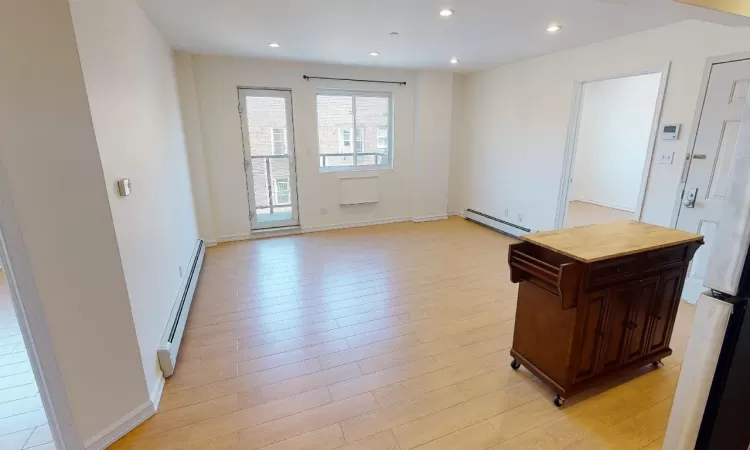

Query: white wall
[413,71,454,220]
[0,0,149,444]
[71,0,199,400]
[174,52,217,243]
[448,74,468,216]
[177,54,456,241]
[569,73,662,212]
[456,20,750,231]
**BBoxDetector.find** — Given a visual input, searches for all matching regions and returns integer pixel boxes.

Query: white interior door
[676,59,750,302]
[239,88,299,230]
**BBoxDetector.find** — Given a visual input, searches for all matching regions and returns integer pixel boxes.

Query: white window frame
[318,89,394,172]
[270,127,287,155]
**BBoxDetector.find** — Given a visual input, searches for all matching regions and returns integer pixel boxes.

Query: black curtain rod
[303,75,406,86]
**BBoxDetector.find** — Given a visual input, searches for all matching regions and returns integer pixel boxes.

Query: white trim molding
[412,214,449,223]
[150,375,165,412]
[83,398,157,450]
[303,217,409,234]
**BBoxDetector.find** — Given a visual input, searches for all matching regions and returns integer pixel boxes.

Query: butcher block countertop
[522,220,703,263]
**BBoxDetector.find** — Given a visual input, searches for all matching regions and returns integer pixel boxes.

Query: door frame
[0,162,81,449]
[237,87,300,231]
[554,63,671,229]
[668,51,750,228]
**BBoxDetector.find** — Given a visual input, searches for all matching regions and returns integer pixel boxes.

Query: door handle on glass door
[683,188,698,208]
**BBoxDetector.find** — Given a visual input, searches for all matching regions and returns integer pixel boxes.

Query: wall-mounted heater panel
[340,176,379,205]
[465,209,531,239]
[158,239,205,377]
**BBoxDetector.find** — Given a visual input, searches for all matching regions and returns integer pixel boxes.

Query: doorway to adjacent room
[558,69,667,229]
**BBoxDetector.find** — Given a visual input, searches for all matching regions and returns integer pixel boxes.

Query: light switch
[118,178,132,196]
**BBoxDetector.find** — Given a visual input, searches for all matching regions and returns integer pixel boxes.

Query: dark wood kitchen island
[507,220,703,406]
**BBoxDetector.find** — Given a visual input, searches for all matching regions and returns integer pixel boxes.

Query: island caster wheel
[652,360,663,368]
[553,394,565,408]
[510,359,521,371]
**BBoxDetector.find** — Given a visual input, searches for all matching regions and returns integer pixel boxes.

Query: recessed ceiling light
[439,9,454,17]
[450,58,459,64]
[370,52,380,56]
[268,42,280,48]
[547,24,561,33]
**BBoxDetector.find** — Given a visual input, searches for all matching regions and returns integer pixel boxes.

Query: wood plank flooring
[112,218,693,450]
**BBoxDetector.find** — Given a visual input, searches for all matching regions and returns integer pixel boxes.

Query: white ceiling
[137,0,749,70]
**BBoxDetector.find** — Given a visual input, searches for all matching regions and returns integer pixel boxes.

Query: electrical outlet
[518,213,523,223]
[320,208,328,215]
[657,152,674,165]
[179,265,183,278]
[504,208,509,217]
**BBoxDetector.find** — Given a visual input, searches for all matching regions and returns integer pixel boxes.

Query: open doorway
[558,69,667,228]
[0,270,53,450]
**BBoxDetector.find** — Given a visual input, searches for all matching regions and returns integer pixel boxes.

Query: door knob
[683,187,698,208]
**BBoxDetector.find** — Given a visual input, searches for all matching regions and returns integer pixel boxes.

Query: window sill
[319,166,393,174]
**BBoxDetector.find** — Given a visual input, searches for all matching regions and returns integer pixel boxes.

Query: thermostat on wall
[117,178,132,197]
[661,124,681,140]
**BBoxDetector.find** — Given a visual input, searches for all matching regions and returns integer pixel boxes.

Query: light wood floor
[112,218,694,450]
[564,201,633,228]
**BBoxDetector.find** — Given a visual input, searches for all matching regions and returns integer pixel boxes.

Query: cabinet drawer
[644,246,686,270]
[587,256,639,289]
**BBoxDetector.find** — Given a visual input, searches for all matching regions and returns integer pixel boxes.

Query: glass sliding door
[238,88,299,230]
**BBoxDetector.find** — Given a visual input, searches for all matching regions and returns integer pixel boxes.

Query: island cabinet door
[574,291,608,382]
[646,268,686,354]
[622,277,660,363]
[597,283,634,374]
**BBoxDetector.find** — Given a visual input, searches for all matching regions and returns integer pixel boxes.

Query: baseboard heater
[465,209,531,239]
[158,239,205,378]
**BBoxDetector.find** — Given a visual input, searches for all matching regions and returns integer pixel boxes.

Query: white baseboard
[412,214,448,223]
[217,216,430,242]
[217,233,253,243]
[84,375,163,449]
[204,240,218,247]
[84,398,156,450]
[150,375,165,411]
[570,198,635,213]
[303,217,409,234]
[448,211,466,218]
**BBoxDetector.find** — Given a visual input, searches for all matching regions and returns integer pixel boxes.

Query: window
[355,127,364,153]
[271,128,287,155]
[338,127,364,153]
[377,127,388,150]
[338,128,351,152]
[317,90,392,170]
[273,176,290,205]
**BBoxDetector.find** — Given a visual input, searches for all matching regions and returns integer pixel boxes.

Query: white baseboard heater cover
[158,239,205,378]
[465,209,531,239]
[340,176,379,205]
